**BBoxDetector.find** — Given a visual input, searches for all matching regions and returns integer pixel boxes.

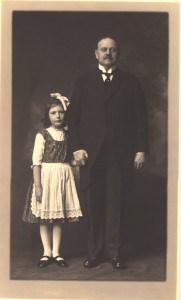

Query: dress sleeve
[32,133,45,166]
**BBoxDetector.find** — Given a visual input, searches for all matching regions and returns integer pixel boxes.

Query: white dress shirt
[98,64,116,82]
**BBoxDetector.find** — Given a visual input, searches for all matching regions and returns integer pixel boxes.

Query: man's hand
[73,149,88,166]
[134,152,145,170]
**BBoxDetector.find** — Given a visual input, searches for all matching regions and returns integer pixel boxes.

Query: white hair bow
[50,92,70,111]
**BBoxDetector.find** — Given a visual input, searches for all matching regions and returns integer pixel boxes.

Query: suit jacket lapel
[105,69,125,101]
[92,68,125,102]
[91,69,105,98]
[94,68,105,87]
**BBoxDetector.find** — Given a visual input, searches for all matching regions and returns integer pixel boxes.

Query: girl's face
[48,104,65,129]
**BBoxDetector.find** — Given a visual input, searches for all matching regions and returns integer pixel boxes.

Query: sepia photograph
[0,1,180,299]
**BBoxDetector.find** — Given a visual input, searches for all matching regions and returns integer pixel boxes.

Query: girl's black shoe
[53,256,69,267]
[37,256,52,268]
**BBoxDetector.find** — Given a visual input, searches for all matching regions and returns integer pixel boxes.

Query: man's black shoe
[84,257,100,268]
[110,258,125,270]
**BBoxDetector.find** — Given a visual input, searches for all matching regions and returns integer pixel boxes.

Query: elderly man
[69,35,149,269]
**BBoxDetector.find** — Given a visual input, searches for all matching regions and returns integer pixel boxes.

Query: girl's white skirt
[31,163,82,220]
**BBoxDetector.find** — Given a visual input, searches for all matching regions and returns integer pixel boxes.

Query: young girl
[22,93,82,268]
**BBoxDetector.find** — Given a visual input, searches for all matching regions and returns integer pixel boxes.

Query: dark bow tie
[100,71,114,77]
[100,70,115,83]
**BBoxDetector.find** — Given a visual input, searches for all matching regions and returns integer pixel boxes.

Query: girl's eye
[50,111,64,114]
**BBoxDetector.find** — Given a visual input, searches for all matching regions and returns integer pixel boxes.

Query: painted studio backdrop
[11,11,168,280]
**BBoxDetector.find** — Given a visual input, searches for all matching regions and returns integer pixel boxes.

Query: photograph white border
[0,1,180,299]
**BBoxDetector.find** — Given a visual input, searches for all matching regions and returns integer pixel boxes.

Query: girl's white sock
[52,224,62,259]
[40,224,52,258]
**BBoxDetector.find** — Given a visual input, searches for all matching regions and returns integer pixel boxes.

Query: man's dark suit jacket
[69,68,149,189]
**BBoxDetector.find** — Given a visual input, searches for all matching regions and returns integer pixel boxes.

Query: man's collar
[98,64,117,73]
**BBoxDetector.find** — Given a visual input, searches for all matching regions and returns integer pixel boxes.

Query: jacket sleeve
[68,77,84,154]
[133,77,149,154]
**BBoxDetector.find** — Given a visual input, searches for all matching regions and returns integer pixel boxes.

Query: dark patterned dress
[22,127,82,224]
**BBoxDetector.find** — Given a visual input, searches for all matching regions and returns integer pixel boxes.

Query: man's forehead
[97,38,117,48]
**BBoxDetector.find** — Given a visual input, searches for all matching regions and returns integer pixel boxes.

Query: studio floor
[11,245,166,281]
[10,172,167,281]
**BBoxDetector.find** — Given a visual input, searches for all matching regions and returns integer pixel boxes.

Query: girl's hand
[71,159,79,167]
[73,150,88,166]
[35,186,42,203]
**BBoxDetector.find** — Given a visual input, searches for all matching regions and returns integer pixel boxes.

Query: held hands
[134,152,146,170]
[35,186,42,203]
[73,149,88,166]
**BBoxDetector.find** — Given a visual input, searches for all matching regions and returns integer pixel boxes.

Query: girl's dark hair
[42,97,68,128]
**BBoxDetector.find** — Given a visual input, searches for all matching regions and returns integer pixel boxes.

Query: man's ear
[95,49,98,59]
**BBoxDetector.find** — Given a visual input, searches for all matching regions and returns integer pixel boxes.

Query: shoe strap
[39,256,51,261]
[54,256,64,260]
